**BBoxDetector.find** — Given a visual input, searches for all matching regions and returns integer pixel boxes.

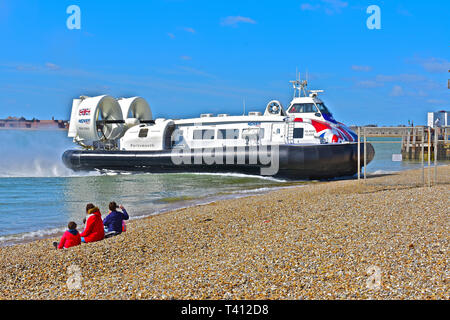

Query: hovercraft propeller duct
[68,95,153,146]
[118,97,152,127]
[264,100,286,116]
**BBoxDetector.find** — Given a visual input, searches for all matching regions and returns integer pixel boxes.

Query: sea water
[363,137,426,174]
[0,130,428,246]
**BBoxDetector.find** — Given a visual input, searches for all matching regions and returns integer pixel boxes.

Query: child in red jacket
[53,221,81,249]
[80,203,105,243]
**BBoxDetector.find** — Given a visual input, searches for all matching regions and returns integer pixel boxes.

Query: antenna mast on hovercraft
[290,71,309,98]
[289,71,324,99]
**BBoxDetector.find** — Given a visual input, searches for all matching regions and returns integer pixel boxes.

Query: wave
[233,185,303,194]
[92,170,290,182]
[177,171,289,182]
[0,226,66,246]
[368,169,398,175]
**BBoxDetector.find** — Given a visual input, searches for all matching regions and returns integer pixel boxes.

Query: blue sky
[0,0,448,125]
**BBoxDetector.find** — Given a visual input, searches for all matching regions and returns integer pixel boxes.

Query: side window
[174,129,184,144]
[193,130,202,140]
[259,128,265,139]
[193,129,215,140]
[138,128,148,138]
[217,129,240,139]
[293,128,304,139]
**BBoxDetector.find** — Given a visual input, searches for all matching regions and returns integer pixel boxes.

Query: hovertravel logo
[78,119,90,124]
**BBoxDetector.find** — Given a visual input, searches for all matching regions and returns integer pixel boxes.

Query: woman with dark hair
[103,202,129,237]
[80,203,104,243]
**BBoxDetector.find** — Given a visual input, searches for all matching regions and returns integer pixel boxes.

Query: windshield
[316,103,332,114]
[288,103,319,113]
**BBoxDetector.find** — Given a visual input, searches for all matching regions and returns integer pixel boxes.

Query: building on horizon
[427,111,449,128]
[0,117,68,129]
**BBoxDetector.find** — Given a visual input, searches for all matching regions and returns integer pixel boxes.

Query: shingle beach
[0,166,448,300]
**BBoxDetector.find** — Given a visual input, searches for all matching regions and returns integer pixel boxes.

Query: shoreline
[0,164,447,247]
[0,180,307,248]
[0,166,448,299]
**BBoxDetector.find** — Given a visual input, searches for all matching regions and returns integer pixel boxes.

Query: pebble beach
[0,166,448,300]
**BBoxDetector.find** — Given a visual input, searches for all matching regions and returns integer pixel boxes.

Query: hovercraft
[62,79,374,179]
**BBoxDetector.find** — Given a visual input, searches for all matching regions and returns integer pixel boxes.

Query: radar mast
[289,71,324,99]
[289,71,309,98]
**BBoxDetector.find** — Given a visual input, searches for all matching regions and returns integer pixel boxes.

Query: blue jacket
[103,209,129,233]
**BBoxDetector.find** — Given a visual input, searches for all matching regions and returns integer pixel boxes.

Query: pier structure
[355,126,450,186]
[351,125,450,161]
[400,126,450,161]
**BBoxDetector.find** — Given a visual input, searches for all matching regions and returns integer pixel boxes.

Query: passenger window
[193,129,215,140]
[217,129,239,139]
[259,128,265,139]
[172,129,184,146]
[138,128,148,138]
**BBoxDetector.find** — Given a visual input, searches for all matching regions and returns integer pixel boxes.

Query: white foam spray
[0,130,97,178]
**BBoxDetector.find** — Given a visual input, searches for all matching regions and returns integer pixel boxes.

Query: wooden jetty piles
[350,126,450,161]
[401,126,450,161]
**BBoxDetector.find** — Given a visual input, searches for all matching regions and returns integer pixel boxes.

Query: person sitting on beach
[80,203,105,243]
[53,221,81,249]
[103,202,129,238]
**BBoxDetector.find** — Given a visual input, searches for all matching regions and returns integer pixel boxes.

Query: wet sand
[0,166,448,299]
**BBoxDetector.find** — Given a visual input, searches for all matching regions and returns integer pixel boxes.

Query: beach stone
[0,166,448,299]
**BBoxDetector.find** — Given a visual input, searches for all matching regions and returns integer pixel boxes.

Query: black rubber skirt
[62,143,375,180]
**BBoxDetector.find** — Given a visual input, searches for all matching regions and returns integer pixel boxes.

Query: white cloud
[426,99,446,105]
[180,55,192,61]
[356,80,383,88]
[45,62,60,71]
[6,62,60,72]
[167,33,175,39]
[183,27,196,34]
[351,65,372,72]
[376,74,425,83]
[390,85,404,97]
[300,3,320,11]
[355,73,427,91]
[178,66,216,79]
[407,56,450,74]
[14,64,38,72]
[220,16,256,27]
[300,0,348,15]
[421,58,450,73]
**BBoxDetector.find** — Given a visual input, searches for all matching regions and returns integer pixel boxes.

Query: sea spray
[0,130,79,177]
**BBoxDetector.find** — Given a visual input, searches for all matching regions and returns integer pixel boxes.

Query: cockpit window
[289,103,332,115]
[288,103,319,113]
[316,103,331,114]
